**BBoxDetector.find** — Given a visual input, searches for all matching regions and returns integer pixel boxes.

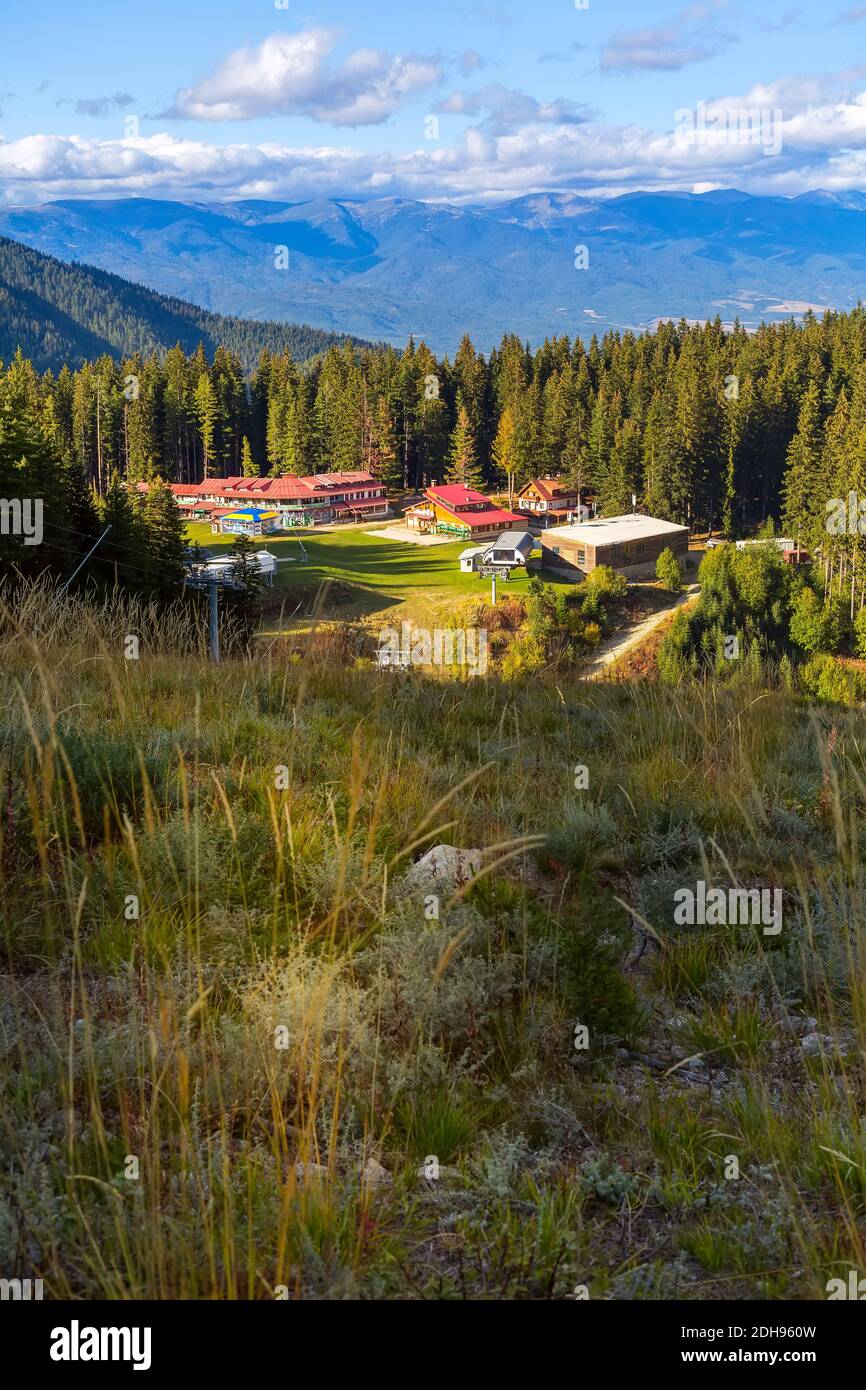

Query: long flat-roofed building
[540,512,689,580]
[137,472,388,526]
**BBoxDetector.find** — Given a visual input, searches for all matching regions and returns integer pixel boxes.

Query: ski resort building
[186,549,278,586]
[458,531,535,572]
[139,472,389,526]
[515,478,592,526]
[405,485,524,539]
[541,513,689,580]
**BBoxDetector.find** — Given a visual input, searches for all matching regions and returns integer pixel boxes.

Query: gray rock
[361,1157,392,1189]
[399,845,483,898]
[800,1032,836,1056]
[294,1161,328,1182]
[416,1160,462,1182]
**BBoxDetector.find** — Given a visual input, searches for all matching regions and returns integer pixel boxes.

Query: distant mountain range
[0,235,369,373]
[2,188,866,358]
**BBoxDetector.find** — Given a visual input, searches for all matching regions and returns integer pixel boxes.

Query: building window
[577,548,586,565]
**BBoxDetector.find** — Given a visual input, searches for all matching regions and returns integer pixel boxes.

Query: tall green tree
[445,403,483,488]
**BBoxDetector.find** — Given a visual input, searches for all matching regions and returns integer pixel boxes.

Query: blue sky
[2,0,866,203]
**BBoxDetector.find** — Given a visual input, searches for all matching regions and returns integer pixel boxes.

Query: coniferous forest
[5,305,866,592]
[0,236,369,375]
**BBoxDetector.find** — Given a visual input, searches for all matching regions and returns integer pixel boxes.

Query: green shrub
[580,1152,639,1205]
[657,607,696,682]
[800,653,866,705]
[656,547,683,592]
[789,586,844,655]
[585,565,627,603]
[53,729,169,839]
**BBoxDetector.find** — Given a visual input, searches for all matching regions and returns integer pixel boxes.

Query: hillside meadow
[1,577,865,1300]
[185,521,542,626]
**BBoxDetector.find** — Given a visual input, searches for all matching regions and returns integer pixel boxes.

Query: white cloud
[539,42,587,64]
[601,4,737,74]
[460,50,484,76]
[166,29,443,126]
[56,92,135,117]
[436,84,592,133]
[7,69,866,205]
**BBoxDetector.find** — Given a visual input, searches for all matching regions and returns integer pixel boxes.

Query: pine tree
[226,532,264,646]
[781,381,823,549]
[492,406,517,504]
[241,436,256,475]
[367,398,401,487]
[603,418,641,515]
[445,403,483,488]
[194,373,218,479]
[513,378,542,490]
[97,471,146,590]
[141,476,187,598]
[822,390,851,597]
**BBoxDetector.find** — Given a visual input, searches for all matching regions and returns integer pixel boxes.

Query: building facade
[405,485,524,539]
[141,472,389,526]
[541,513,690,580]
[515,477,590,526]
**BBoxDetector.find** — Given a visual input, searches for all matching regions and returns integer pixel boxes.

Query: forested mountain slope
[0,235,370,373]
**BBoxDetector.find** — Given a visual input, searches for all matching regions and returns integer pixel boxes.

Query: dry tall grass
[2,577,865,1299]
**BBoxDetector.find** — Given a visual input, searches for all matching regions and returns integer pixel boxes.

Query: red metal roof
[427,484,492,507]
[424,485,523,529]
[204,472,380,499]
[138,471,383,503]
[248,478,315,500]
[309,471,378,488]
[463,508,525,529]
[519,477,578,503]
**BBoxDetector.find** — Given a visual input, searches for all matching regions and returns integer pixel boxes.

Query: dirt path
[584,585,699,678]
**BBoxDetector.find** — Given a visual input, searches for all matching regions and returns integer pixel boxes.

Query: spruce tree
[446,403,484,488]
[241,436,256,476]
[141,477,188,598]
[226,532,264,646]
[194,373,218,479]
[492,405,517,503]
[781,381,823,549]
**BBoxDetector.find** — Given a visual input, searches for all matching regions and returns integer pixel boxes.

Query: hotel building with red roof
[138,472,388,527]
[404,485,525,539]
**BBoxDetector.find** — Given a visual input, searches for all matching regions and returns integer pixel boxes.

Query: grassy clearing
[188,520,692,638]
[2,578,866,1300]
[187,521,542,625]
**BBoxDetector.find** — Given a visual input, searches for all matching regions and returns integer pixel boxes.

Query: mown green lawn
[186,521,542,621]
